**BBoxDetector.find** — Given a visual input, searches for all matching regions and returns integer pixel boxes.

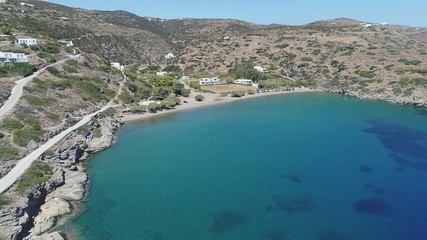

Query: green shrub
[13,128,41,147]
[0,63,36,77]
[357,71,376,79]
[3,118,24,131]
[399,59,422,66]
[24,96,56,106]
[118,92,136,104]
[195,95,204,101]
[0,141,19,161]
[189,81,201,89]
[231,91,246,97]
[16,161,52,195]
[45,112,60,123]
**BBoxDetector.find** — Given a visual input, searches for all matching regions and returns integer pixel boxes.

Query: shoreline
[121,87,319,122]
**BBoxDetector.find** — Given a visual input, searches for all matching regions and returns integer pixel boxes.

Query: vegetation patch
[399,58,422,66]
[3,118,24,132]
[24,96,56,106]
[16,161,52,195]
[0,63,36,77]
[0,140,19,161]
[398,78,427,87]
[13,127,42,147]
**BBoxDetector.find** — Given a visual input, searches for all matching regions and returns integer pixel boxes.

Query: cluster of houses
[0,52,29,63]
[198,77,255,86]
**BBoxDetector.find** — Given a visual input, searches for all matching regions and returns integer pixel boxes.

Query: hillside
[0,1,427,238]
[1,1,426,104]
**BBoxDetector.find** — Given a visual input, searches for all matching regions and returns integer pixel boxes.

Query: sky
[47,0,427,27]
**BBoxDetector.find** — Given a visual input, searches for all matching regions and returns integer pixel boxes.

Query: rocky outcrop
[31,232,64,240]
[0,115,123,240]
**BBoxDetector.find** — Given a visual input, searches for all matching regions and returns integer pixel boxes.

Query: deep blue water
[66,93,427,240]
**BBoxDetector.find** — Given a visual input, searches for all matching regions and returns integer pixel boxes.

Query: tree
[0,27,12,35]
[172,81,185,96]
[181,88,191,97]
[147,102,160,112]
[130,105,146,113]
[195,95,204,101]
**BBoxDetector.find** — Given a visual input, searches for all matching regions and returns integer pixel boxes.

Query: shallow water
[66,93,427,240]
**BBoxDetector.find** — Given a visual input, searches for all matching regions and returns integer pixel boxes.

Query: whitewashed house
[0,0,7,3]
[180,76,190,80]
[19,2,34,7]
[234,79,253,85]
[165,53,175,59]
[0,52,29,63]
[200,77,219,85]
[156,71,168,76]
[15,38,38,46]
[111,62,124,71]
[254,66,266,73]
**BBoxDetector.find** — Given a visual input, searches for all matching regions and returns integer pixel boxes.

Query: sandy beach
[121,87,318,122]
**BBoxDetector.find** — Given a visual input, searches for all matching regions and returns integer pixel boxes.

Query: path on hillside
[0,105,114,193]
[0,54,81,119]
[0,64,125,194]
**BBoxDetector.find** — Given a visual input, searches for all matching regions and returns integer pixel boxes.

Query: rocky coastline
[0,113,123,240]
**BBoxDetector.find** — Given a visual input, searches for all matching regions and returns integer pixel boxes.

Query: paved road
[0,55,80,119]
[0,105,112,194]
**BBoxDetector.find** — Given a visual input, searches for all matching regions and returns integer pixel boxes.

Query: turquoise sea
[66,93,427,240]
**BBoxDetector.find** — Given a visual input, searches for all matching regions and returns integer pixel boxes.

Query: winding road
[0,61,124,194]
[0,106,111,193]
[0,54,80,119]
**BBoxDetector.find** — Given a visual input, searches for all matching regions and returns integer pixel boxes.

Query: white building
[180,76,190,80]
[0,52,29,63]
[111,62,124,71]
[165,53,175,60]
[0,0,7,3]
[156,71,168,76]
[15,38,38,46]
[234,79,253,85]
[254,66,266,73]
[19,2,34,7]
[200,77,219,85]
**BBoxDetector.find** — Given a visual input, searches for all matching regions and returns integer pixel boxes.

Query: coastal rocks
[51,171,87,201]
[0,208,28,240]
[31,198,71,236]
[28,170,87,236]
[0,115,122,239]
[31,232,64,240]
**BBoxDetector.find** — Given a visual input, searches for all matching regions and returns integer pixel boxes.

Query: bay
[66,93,427,240]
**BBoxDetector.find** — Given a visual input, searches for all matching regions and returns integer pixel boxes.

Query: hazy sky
[47,0,427,27]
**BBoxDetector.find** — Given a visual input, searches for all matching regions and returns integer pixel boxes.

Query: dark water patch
[390,153,427,172]
[375,187,386,195]
[363,184,386,195]
[273,194,314,214]
[209,211,248,235]
[281,174,302,183]
[413,107,427,116]
[265,206,275,213]
[264,231,286,240]
[353,198,389,216]
[365,120,427,160]
[151,232,166,240]
[315,230,348,240]
[360,165,372,173]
